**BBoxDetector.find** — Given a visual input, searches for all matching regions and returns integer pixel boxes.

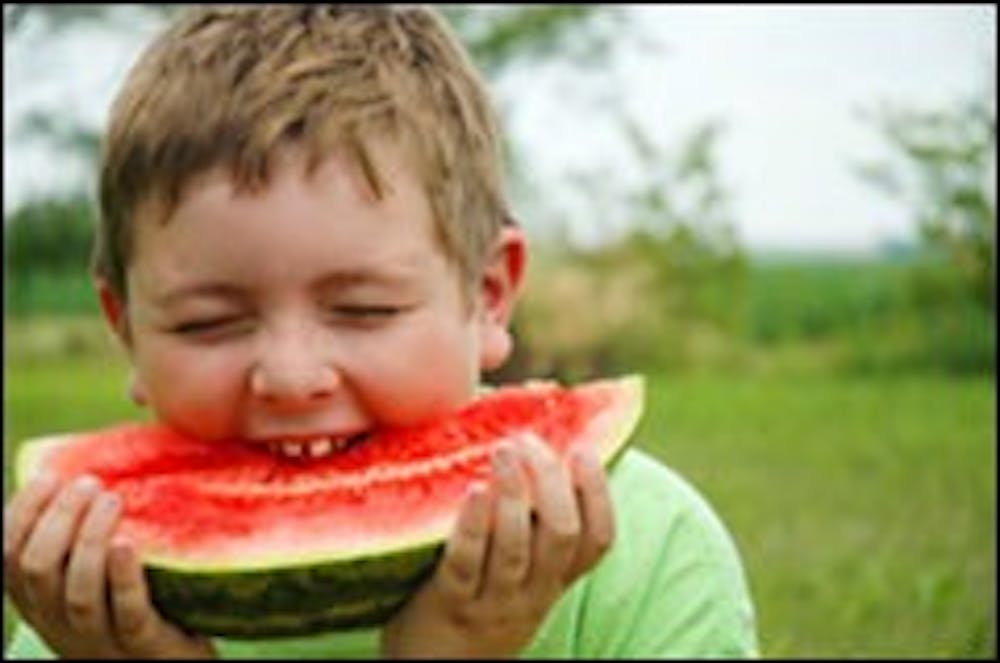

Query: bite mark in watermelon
[14,375,644,638]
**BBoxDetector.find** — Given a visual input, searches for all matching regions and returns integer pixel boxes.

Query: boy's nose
[250,342,340,410]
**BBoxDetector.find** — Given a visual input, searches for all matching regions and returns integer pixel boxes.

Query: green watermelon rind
[13,374,644,638]
[145,540,443,638]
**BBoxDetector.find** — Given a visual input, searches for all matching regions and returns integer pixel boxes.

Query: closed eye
[333,306,404,317]
[172,316,249,336]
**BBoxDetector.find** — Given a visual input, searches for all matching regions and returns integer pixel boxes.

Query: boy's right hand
[3,474,216,659]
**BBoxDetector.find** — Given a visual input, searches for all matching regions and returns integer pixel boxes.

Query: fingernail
[466,481,488,502]
[523,431,545,446]
[493,444,515,473]
[573,446,596,467]
[109,536,133,565]
[33,471,58,490]
[517,432,538,451]
[99,492,122,512]
[73,474,102,494]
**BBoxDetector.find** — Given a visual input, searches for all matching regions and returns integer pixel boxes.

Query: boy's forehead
[127,141,453,271]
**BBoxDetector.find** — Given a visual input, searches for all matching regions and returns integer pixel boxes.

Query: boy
[4,5,758,658]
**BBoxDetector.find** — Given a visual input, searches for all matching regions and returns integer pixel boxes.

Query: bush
[4,196,98,316]
[489,227,749,382]
[4,195,96,275]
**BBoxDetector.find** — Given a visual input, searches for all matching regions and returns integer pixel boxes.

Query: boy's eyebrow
[153,268,419,306]
[152,283,249,307]
[312,267,416,290]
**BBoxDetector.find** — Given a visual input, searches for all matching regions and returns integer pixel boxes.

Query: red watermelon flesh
[16,375,644,572]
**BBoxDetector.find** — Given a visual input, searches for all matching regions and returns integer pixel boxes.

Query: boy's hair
[94,4,511,303]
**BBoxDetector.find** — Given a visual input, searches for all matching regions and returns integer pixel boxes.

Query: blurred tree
[3,3,174,33]
[4,4,620,70]
[852,77,996,374]
[497,115,749,381]
[855,82,997,314]
[4,195,98,316]
[4,195,95,276]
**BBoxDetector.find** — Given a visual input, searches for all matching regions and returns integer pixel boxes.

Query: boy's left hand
[381,432,616,658]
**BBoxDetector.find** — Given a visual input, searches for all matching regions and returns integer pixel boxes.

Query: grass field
[3,320,996,657]
[639,372,995,657]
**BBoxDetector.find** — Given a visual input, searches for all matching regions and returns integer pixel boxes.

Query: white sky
[3,4,997,253]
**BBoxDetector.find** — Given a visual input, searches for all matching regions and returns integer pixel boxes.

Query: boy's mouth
[259,432,369,459]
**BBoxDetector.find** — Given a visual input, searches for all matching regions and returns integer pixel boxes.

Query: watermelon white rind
[586,374,643,466]
[12,374,645,638]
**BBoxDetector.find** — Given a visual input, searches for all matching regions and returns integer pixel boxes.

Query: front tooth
[309,438,332,458]
[282,441,303,458]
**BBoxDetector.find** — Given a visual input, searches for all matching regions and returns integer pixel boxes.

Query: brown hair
[94,4,511,302]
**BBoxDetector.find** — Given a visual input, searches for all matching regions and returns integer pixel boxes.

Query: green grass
[634,373,996,657]
[3,323,996,657]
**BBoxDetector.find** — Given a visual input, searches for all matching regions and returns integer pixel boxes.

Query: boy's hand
[381,432,616,658]
[4,474,216,659]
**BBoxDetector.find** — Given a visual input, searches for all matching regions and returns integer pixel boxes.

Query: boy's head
[94,4,511,306]
[92,5,527,447]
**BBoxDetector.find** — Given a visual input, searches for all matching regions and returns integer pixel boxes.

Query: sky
[3,4,997,254]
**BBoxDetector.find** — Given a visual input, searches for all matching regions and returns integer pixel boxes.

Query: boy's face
[99,145,525,450]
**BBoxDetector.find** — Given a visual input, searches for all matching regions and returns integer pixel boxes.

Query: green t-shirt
[6,449,759,659]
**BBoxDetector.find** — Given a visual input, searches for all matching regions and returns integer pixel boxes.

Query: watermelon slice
[14,374,644,639]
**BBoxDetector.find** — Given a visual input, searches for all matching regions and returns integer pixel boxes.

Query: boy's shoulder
[607,446,731,537]
[603,447,755,594]
[537,446,759,657]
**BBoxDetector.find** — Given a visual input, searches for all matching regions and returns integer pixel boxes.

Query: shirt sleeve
[571,450,759,658]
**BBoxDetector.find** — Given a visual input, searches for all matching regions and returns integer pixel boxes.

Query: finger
[110,539,218,657]
[566,446,616,581]
[3,473,61,607]
[432,481,491,601]
[519,434,580,588]
[4,473,61,563]
[483,442,532,594]
[108,537,162,655]
[18,475,102,616]
[64,492,121,640]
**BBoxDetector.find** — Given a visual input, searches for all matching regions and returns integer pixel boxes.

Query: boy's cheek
[133,354,241,438]
[344,325,482,423]
[359,371,475,427]
[146,391,238,441]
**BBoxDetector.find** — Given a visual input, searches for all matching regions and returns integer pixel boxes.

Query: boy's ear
[96,279,148,406]
[478,224,527,371]
[95,278,132,348]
